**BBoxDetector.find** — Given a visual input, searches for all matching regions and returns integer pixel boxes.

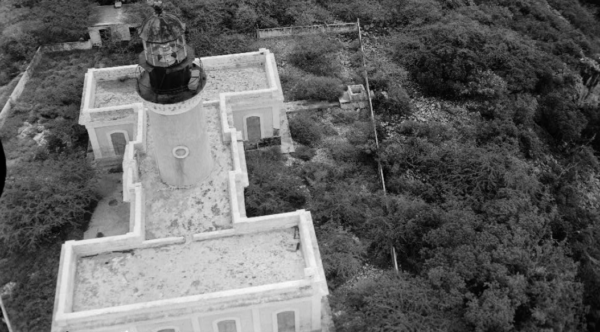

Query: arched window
[215,319,239,332]
[275,310,297,332]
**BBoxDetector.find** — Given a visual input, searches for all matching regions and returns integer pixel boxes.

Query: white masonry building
[52,6,328,332]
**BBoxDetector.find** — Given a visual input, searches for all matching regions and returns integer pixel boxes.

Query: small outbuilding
[88,4,142,47]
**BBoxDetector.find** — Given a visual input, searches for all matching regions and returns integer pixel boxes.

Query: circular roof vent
[139,5,186,44]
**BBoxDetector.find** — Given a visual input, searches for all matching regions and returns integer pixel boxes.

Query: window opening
[246,116,261,142]
[110,132,127,156]
[216,319,238,332]
[277,311,296,332]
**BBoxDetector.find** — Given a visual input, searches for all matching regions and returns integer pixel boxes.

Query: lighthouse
[136,3,212,187]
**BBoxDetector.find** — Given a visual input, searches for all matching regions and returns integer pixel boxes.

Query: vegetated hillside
[241,1,600,332]
[0,0,96,85]
[1,0,600,331]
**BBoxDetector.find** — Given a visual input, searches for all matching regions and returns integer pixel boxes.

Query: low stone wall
[257,23,357,39]
[0,47,42,129]
[41,41,92,53]
[1,41,92,130]
[201,51,266,69]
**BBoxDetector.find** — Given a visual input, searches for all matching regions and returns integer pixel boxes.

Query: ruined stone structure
[53,7,326,332]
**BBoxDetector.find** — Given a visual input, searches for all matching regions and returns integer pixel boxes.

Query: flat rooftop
[93,66,269,109]
[141,104,233,239]
[72,228,304,311]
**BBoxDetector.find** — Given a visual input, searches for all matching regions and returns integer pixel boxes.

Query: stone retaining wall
[0,41,93,130]
[257,23,357,39]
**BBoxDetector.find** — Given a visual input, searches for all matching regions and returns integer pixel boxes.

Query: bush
[244,150,308,217]
[319,0,392,24]
[334,272,465,332]
[291,75,344,101]
[188,33,253,57]
[289,35,342,77]
[32,0,93,44]
[330,109,357,125]
[548,0,600,38]
[395,121,451,144]
[232,3,259,32]
[291,145,316,161]
[374,84,412,116]
[537,92,587,142]
[324,140,361,163]
[0,157,98,253]
[393,15,563,98]
[289,112,323,147]
[345,121,378,159]
[317,224,366,288]
[309,181,382,232]
[0,244,62,332]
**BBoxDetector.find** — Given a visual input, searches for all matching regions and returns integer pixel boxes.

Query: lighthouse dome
[139,6,186,43]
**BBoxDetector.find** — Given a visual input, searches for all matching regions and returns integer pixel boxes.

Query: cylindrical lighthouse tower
[136,4,212,187]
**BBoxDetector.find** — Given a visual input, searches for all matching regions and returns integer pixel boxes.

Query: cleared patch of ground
[140,104,233,239]
[72,227,304,311]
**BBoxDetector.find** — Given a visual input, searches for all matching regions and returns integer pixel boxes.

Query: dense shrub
[291,75,344,101]
[289,35,342,77]
[0,244,62,332]
[318,0,392,24]
[0,157,97,252]
[324,140,361,163]
[317,224,366,288]
[394,14,563,98]
[344,121,378,159]
[392,0,443,27]
[547,0,600,38]
[244,149,308,217]
[309,181,382,233]
[581,105,600,152]
[330,109,357,125]
[290,145,316,161]
[289,112,323,147]
[188,32,253,57]
[334,272,465,332]
[537,92,588,142]
[231,3,259,32]
[32,0,93,44]
[374,84,412,116]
